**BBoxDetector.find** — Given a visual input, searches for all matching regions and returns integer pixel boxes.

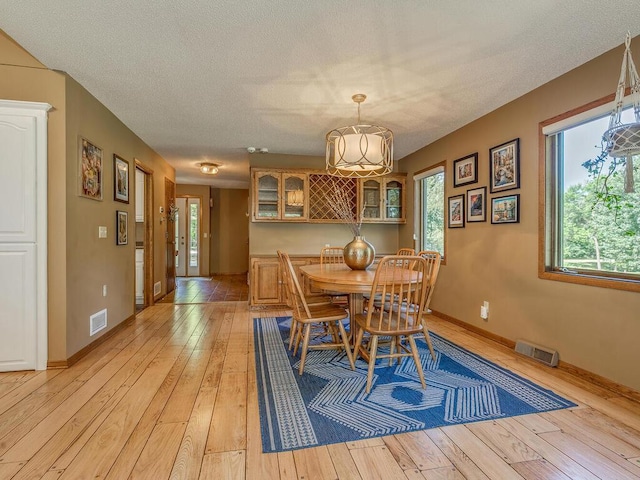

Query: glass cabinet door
[362,179,382,220]
[255,173,280,219]
[385,179,403,220]
[283,174,307,219]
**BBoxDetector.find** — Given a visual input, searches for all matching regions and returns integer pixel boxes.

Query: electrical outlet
[102,285,107,297]
[480,301,489,319]
[98,226,107,238]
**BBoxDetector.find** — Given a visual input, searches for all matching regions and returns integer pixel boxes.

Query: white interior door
[0,100,50,371]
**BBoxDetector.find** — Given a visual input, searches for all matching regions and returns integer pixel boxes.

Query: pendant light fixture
[326,94,393,178]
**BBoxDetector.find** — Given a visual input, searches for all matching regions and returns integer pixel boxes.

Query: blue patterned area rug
[254,316,575,453]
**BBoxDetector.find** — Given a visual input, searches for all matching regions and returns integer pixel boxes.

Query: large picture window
[414,163,445,259]
[541,100,640,291]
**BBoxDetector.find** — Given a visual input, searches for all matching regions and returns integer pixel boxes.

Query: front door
[165,178,176,293]
[175,196,201,277]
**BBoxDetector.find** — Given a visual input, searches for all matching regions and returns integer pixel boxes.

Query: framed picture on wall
[489,138,520,193]
[447,194,465,228]
[491,194,520,224]
[466,186,486,222]
[78,137,103,200]
[453,152,478,187]
[113,154,130,203]
[116,210,128,245]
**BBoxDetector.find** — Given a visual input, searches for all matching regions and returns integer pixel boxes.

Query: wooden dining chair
[368,248,416,310]
[415,250,442,361]
[353,255,431,393]
[320,246,344,264]
[280,251,355,375]
[375,250,441,361]
[320,246,350,306]
[277,250,333,350]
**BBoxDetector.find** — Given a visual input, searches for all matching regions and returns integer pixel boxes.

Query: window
[541,101,640,291]
[414,163,445,258]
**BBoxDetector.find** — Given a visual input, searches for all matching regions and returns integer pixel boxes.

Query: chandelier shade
[286,189,304,207]
[326,94,393,178]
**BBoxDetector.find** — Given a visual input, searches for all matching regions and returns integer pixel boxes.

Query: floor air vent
[515,340,559,367]
[90,309,107,336]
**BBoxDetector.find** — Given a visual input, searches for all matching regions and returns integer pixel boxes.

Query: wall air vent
[89,309,107,336]
[154,281,161,296]
[515,340,559,367]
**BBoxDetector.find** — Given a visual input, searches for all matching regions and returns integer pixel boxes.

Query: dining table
[300,261,423,313]
[299,262,422,358]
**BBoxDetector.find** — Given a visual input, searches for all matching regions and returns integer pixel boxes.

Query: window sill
[539,269,640,293]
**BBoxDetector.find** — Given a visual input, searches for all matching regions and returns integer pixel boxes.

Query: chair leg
[353,328,365,363]
[365,335,379,394]
[388,337,395,366]
[288,317,298,350]
[422,325,436,361]
[336,319,354,370]
[407,334,426,389]
[298,324,312,375]
[293,322,303,356]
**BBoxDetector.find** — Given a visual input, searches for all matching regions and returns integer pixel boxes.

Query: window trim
[538,92,640,293]
[414,161,446,264]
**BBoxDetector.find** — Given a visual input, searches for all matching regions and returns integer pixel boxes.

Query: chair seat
[302,303,348,323]
[354,312,422,336]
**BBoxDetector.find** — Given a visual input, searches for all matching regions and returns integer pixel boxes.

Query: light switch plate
[98,226,107,238]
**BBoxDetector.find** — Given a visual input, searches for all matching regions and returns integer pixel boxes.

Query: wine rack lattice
[308,174,358,221]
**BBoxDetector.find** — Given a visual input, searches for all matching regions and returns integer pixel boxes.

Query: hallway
[158,275,249,304]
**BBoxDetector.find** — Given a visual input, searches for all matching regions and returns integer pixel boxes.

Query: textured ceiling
[2,1,640,189]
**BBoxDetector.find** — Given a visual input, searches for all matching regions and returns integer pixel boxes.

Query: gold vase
[343,236,375,270]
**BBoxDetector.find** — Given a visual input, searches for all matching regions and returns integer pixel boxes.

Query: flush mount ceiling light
[326,94,393,178]
[199,162,219,175]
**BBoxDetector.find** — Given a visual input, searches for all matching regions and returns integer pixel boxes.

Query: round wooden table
[300,263,377,320]
[300,262,421,320]
[300,263,421,359]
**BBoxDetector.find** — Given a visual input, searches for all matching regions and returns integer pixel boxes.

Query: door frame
[134,159,154,307]
[165,178,176,293]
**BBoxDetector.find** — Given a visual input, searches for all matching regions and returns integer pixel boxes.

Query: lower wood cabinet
[250,255,320,306]
[250,257,282,305]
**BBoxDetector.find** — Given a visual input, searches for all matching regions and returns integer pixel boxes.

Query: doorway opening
[135,161,154,309]
[176,196,202,277]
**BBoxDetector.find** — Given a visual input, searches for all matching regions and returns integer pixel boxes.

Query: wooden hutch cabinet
[252,170,308,221]
[251,168,405,224]
[359,175,406,223]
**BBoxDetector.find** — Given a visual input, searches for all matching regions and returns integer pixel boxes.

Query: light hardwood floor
[0,301,639,479]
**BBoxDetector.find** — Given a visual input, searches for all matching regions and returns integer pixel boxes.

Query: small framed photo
[448,195,465,228]
[78,137,103,200]
[491,194,520,224]
[466,186,486,222]
[453,152,478,187]
[489,138,520,193]
[116,210,128,245]
[113,154,129,203]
